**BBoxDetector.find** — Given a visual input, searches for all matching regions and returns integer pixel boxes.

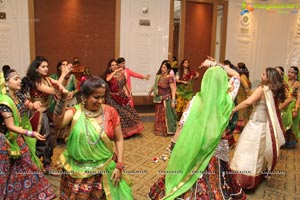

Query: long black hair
[101,58,118,82]
[265,67,285,103]
[21,56,48,93]
[156,60,171,75]
[178,59,190,80]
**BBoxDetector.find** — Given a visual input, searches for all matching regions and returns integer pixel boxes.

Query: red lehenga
[148,140,247,200]
[153,75,177,136]
[0,95,55,200]
[106,73,144,138]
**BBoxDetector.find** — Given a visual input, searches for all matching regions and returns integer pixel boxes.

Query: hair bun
[2,65,10,73]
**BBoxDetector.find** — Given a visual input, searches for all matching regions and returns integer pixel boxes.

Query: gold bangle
[293,107,299,112]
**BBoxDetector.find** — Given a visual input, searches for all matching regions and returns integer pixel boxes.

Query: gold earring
[81,96,86,105]
[5,83,9,94]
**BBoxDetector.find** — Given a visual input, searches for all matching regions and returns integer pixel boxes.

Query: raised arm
[223,64,240,79]
[35,78,57,95]
[199,58,240,79]
[232,86,263,113]
[106,68,123,82]
[52,89,73,128]
[127,68,150,80]
[57,63,73,84]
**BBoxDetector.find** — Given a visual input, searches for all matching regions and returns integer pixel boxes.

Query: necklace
[82,105,103,118]
[183,68,189,74]
[161,73,168,79]
[114,72,122,79]
[84,114,105,146]
[9,93,20,108]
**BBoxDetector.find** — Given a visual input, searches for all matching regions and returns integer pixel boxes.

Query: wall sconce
[142,6,149,14]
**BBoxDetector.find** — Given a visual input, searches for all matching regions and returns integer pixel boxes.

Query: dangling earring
[5,83,9,94]
[81,96,86,105]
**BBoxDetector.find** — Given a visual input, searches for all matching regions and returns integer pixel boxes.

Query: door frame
[169,0,228,62]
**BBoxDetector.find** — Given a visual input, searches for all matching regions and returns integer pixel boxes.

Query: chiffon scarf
[163,66,234,199]
[0,71,41,167]
[0,94,21,159]
[60,104,133,200]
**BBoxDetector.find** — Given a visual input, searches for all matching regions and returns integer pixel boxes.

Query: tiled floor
[47,120,300,200]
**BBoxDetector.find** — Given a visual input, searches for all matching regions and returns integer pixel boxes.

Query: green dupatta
[163,66,234,199]
[280,80,293,131]
[21,114,42,169]
[60,104,133,200]
[153,75,162,103]
[0,94,21,159]
[176,80,194,100]
[0,70,41,168]
[283,79,300,139]
[0,94,41,168]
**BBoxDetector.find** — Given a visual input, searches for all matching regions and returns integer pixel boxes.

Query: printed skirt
[0,134,55,200]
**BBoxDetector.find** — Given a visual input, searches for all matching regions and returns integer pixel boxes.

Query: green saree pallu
[291,100,300,140]
[60,104,133,200]
[0,94,22,159]
[0,94,42,168]
[281,100,293,131]
[164,99,177,133]
[21,114,42,169]
[163,67,234,199]
[176,81,194,100]
[153,75,162,103]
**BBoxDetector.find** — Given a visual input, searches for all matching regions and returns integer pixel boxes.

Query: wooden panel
[184,2,213,92]
[34,0,116,76]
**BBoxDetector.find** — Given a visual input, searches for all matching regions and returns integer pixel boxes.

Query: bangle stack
[116,162,125,170]
[25,130,34,138]
[54,98,66,115]
[293,106,299,113]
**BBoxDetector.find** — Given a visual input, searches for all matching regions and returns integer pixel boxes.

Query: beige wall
[226,0,300,86]
[0,0,31,76]
[119,0,171,98]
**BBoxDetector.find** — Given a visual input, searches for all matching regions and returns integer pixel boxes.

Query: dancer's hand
[111,168,122,186]
[33,131,46,141]
[32,101,41,110]
[61,63,73,77]
[51,80,69,99]
[143,74,151,80]
[199,59,215,68]
[206,56,216,61]
[198,56,217,68]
